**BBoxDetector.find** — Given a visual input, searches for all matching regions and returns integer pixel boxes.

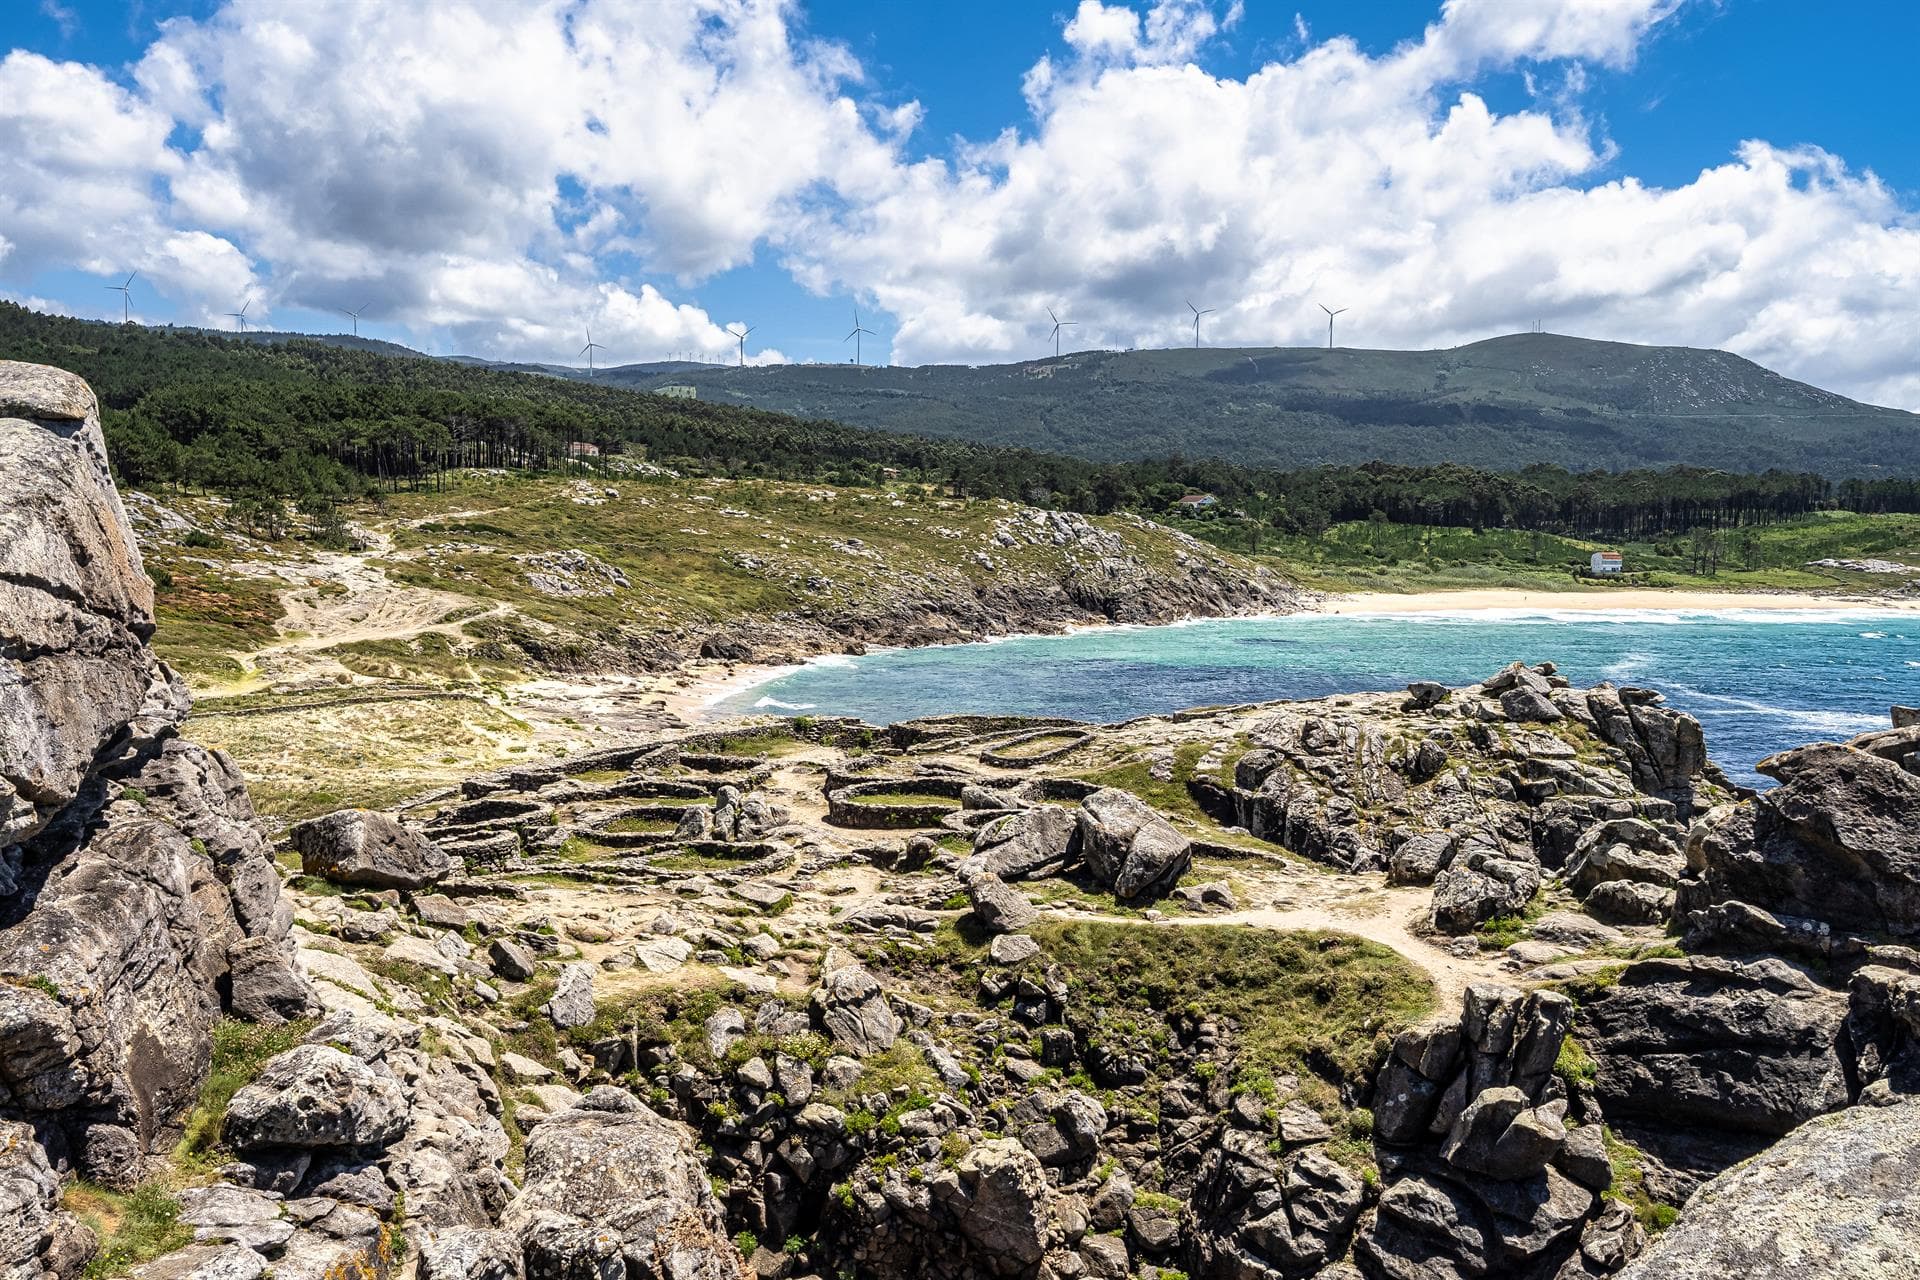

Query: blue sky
[4,0,1918,405]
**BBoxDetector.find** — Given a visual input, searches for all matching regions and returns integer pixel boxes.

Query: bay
[713,608,1920,788]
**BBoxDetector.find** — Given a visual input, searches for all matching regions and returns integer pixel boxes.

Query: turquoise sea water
[711,608,1920,788]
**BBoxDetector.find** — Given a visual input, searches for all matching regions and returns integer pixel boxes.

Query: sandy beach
[646,656,807,722]
[1327,587,1920,614]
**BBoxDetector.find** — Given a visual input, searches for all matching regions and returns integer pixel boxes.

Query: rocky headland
[5,360,1919,1280]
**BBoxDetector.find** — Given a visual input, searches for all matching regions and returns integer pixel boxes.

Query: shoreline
[661,586,1918,723]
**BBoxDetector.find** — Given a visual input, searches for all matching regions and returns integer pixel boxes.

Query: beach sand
[1326,587,1920,614]
[645,657,806,722]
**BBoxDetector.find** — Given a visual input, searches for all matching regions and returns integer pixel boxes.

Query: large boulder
[417,1227,523,1280]
[222,1044,409,1152]
[1583,685,1710,811]
[290,809,451,890]
[0,362,155,850]
[1429,852,1541,934]
[1617,1097,1920,1280]
[811,947,900,1055]
[958,862,1037,933]
[0,815,229,1180]
[1576,954,1850,1199]
[973,805,1079,881]
[954,1139,1061,1267]
[1077,788,1191,901]
[1190,1129,1365,1279]
[1679,737,1920,936]
[540,964,595,1031]
[502,1087,738,1280]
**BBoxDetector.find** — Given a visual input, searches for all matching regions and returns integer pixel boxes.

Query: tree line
[4,303,1917,541]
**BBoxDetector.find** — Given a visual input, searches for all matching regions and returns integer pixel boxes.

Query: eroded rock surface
[1617,1096,1920,1280]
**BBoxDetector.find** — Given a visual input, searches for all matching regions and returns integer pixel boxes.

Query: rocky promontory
[5,360,1919,1280]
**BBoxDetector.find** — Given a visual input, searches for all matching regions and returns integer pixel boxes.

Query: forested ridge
[5,303,1918,542]
[593,332,1920,476]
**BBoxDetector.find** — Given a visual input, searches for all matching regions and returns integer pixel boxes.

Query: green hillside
[594,334,1920,477]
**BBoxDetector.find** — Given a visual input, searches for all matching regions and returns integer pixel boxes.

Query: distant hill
[584,334,1919,477]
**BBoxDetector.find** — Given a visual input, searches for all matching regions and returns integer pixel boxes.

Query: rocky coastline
[6,360,1920,1280]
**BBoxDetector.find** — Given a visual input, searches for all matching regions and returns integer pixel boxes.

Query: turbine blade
[125,271,137,287]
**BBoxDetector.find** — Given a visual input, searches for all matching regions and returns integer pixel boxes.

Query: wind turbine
[343,302,371,337]
[1046,306,1077,358]
[1319,303,1347,349]
[226,298,251,332]
[844,308,875,366]
[105,271,136,323]
[1186,299,1214,349]
[728,324,755,368]
[579,325,605,376]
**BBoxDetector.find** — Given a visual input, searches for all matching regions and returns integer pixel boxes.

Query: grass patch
[1031,921,1433,1084]
[68,1182,194,1280]
[1600,1126,1680,1232]
[605,815,679,834]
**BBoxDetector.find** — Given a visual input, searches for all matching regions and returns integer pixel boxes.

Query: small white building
[1590,551,1624,575]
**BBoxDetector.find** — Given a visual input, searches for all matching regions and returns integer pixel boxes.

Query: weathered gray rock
[1440,1086,1566,1180]
[0,816,229,1181]
[0,363,309,1194]
[1578,953,1850,1200]
[1430,852,1541,933]
[502,1089,738,1280]
[1679,738,1920,936]
[222,1044,409,1152]
[1078,788,1191,902]
[989,933,1041,965]
[417,1226,524,1280]
[1191,1129,1364,1279]
[1583,878,1674,924]
[290,809,451,890]
[1388,832,1456,886]
[0,362,155,850]
[973,805,1079,881]
[1374,985,1573,1148]
[1617,1097,1920,1280]
[1585,685,1711,810]
[1,1120,94,1280]
[811,947,899,1055]
[412,894,470,931]
[487,938,536,982]
[1579,955,1849,1139]
[128,1245,267,1280]
[541,963,595,1031]
[960,863,1037,933]
[176,1182,294,1251]
[954,1139,1060,1266]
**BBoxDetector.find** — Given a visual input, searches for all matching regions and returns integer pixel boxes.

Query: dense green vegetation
[597,332,1920,476]
[0,303,1118,502]
[8,305,1919,548]
[1189,509,1920,592]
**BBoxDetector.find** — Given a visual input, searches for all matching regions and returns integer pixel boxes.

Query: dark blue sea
[711,608,1920,788]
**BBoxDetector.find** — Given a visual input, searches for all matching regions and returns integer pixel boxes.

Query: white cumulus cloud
[0,0,1916,409]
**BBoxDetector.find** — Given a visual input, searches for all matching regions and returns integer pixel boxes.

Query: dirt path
[225,532,510,689]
